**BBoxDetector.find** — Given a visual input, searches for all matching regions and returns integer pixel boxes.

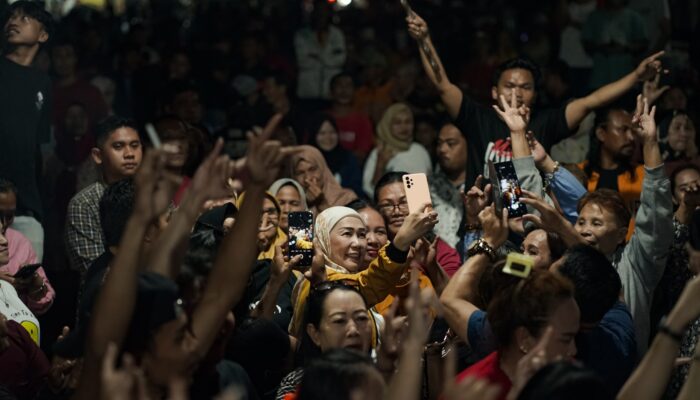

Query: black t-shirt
[596,168,622,192]
[453,92,571,187]
[234,259,298,332]
[0,57,51,218]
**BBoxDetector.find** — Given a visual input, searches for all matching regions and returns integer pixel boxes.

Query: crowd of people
[0,0,700,399]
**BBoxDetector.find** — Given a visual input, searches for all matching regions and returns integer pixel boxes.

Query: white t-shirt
[362,142,433,198]
[0,280,41,345]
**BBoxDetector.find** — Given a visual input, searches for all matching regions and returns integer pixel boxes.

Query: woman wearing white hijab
[289,205,437,336]
[269,178,309,232]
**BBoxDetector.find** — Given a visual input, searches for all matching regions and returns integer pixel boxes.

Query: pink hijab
[290,145,358,214]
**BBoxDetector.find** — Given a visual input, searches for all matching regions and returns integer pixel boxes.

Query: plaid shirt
[65,182,106,272]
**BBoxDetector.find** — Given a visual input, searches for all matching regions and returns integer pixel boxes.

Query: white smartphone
[145,123,162,149]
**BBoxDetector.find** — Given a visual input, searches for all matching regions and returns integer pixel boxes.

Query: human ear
[91,148,103,165]
[306,324,322,347]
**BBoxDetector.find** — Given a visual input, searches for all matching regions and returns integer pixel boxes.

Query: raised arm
[440,205,508,344]
[145,139,232,279]
[406,12,463,119]
[189,115,295,358]
[618,275,700,400]
[75,150,179,400]
[565,52,665,130]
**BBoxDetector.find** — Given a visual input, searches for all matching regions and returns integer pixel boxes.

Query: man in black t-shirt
[406,12,665,187]
[0,1,53,260]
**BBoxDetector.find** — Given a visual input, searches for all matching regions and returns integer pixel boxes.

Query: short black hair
[298,349,376,400]
[492,57,542,88]
[345,199,369,211]
[263,70,292,93]
[330,71,355,90]
[99,179,135,249]
[0,179,17,196]
[94,115,139,149]
[670,163,700,196]
[5,1,54,40]
[373,171,407,204]
[557,244,621,324]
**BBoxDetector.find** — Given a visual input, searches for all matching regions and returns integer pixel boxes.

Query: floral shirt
[429,167,465,248]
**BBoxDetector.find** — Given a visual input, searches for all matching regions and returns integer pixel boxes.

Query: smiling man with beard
[579,107,646,215]
[66,116,143,272]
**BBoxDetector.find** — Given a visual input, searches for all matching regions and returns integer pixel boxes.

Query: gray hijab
[268,178,309,210]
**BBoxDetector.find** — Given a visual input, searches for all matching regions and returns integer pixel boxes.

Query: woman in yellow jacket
[288,205,438,338]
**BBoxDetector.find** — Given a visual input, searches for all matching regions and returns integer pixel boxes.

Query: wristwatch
[467,238,496,261]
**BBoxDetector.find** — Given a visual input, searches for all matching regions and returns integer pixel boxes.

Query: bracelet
[658,316,684,343]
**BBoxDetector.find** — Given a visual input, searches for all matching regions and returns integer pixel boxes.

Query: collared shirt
[65,182,106,272]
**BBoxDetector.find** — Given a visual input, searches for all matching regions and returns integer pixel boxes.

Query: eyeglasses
[377,200,408,215]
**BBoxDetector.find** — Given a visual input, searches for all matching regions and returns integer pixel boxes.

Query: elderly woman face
[328,216,368,273]
[391,110,414,142]
[667,114,696,154]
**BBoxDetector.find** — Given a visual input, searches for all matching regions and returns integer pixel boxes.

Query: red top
[456,352,511,400]
[436,238,461,277]
[333,112,374,156]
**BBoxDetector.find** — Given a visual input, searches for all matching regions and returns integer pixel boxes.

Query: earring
[520,346,528,354]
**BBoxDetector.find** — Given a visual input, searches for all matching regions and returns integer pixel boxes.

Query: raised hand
[643,71,670,105]
[406,12,428,40]
[632,95,657,142]
[189,138,236,202]
[463,175,493,225]
[304,238,328,286]
[526,132,548,166]
[507,327,557,400]
[492,94,530,134]
[635,51,666,82]
[478,204,509,249]
[133,150,181,223]
[271,243,302,283]
[393,203,439,251]
[101,342,150,400]
[246,114,302,186]
[376,300,407,375]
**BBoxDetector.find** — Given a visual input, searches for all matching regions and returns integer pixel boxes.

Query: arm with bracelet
[618,275,700,400]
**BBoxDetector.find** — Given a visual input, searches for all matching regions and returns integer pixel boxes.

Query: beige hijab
[376,103,413,153]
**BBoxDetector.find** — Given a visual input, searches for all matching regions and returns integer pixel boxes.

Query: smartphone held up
[402,173,433,214]
[288,211,314,267]
[488,161,527,218]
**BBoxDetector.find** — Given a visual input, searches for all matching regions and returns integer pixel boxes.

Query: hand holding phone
[288,211,314,267]
[488,161,527,219]
[403,173,433,215]
[13,263,42,280]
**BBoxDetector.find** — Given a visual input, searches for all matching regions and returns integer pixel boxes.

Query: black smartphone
[489,160,528,218]
[288,211,314,267]
[13,263,42,279]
